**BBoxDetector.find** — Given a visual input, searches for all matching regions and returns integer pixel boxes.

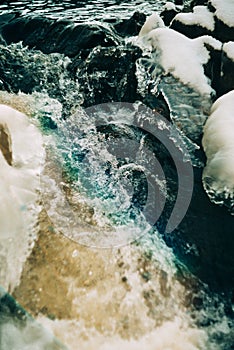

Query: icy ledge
[202,90,234,209]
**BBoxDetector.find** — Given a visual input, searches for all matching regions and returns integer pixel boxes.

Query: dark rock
[114,11,146,37]
[213,17,234,43]
[191,0,208,6]
[204,43,222,95]
[218,49,234,96]
[170,17,212,39]
[160,9,178,26]
[162,166,234,292]
[0,14,121,57]
[69,44,143,107]
[204,43,234,97]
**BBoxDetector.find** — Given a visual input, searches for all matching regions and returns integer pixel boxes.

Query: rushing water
[0,1,234,350]
[0,0,167,23]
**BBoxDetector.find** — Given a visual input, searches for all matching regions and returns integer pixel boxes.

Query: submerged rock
[69,45,143,107]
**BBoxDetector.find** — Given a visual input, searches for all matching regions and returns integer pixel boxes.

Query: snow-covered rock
[172,6,215,31]
[143,27,221,95]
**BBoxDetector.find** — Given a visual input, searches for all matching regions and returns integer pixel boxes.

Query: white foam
[223,41,234,61]
[38,316,210,350]
[144,28,221,94]
[210,0,234,27]
[0,319,61,350]
[139,13,165,37]
[202,90,234,198]
[173,6,215,31]
[0,104,45,291]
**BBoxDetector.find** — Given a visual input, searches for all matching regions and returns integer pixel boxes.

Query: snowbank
[202,90,234,201]
[173,6,215,31]
[0,104,44,291]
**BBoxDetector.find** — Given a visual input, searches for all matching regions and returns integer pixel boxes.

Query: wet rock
[204,42,234,97]
[213,17,234,43]
[160,8,178,26]
[218,47,234,96]
[161,166,234,292]
[114,11,146,37]
[0,14,121,57]
[203,43,222,94]
[170,20,212,38]
[69,44,143,107]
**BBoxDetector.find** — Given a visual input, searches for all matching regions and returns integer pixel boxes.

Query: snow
[173,6,215,31]
[210,0,234,27]
[202,90,234,197]
[139,13,165,37]
[163,2,176,11]
[223,41,234,61]
[144,27,222,95]
[0,104,45,291]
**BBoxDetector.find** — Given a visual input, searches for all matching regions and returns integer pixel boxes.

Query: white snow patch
[210,0,234,27]
[145,28,222,94]
[173,6,215,31]
[202,90,234,198]
[223,41,234,61]
[163,2,176,11]
[139,13,165,37]
[0,104,45,291]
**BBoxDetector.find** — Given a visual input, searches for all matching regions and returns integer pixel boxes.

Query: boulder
[69,45,143,107]
[114,11,146,37]
[0,14,121,57]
